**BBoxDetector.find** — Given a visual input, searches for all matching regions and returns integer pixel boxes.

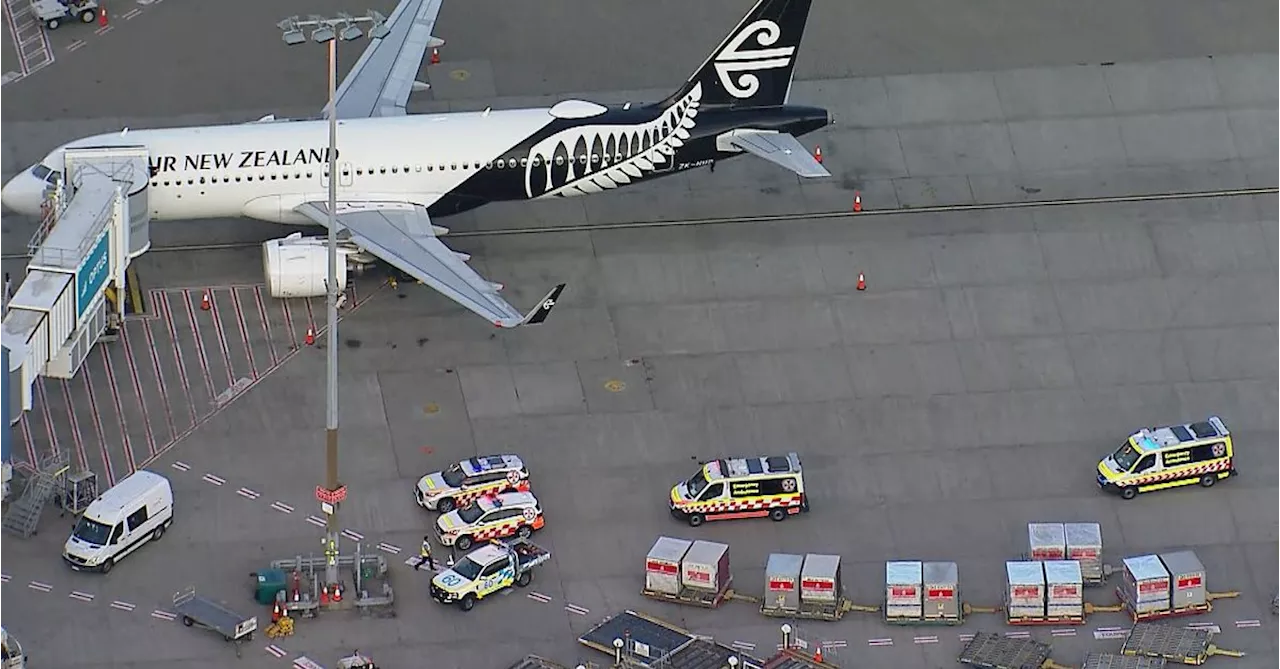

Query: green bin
[253,568,287,605]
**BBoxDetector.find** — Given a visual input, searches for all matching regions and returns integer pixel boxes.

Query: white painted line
[564,603,590,615]
[913,635,938,644]
[1094,629,1128,640]
[526,591,551,603]
[1185,621,1217,629]
[730,641,756,651]
[341,529,364,542]
[236,487,260,500]
[822,640,848,649]
[28,581,52,592]
[1,72,24,86]
[1185,624,1220,634]
[122,8,141,19]
[0,573,9,583]
[867,638,893,647]
[69,590,95,602]
[171,461,191,471]
[376,542,401,555]
[110,600,137,611]
[1005,631,1031,639]
[151,609,177,621]
[270,501,294,514]
[66,40,85,52]
[403,557,419,567]
[20,35,40,47]
[265,644,287,658]
[94,25,113,35]
[201,473,225,486]
[1051,628,1077,637]
[958,633,975,642]
[1095,626,1124,632]
[305,515,325,528]
[1236,619,1262,628]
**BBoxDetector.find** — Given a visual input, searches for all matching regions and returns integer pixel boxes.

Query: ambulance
[1098,416,1236,500]
[435,491,545,551]
[670,452,807,527]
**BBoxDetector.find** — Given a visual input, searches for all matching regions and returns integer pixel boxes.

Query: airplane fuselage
[41,95,827,225]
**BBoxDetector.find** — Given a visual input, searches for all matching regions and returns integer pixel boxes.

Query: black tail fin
[657,0,813,109]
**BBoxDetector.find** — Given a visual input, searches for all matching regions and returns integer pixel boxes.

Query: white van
[63,469,173,573]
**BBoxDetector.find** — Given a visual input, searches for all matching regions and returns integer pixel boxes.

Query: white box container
[1159,550,1206,609]
[1028,523,1067,560]
[885,561,923,610]
[1006,561,1046,614]
[645,536,691,595]
[884,604,923,619]
[1044,561,1083,604]
[800,554,841,604]
[764,553,804,612]
[1064,523,1104,581]
[680,540,731,593]
[923,561,960,619]
[1121,555,1170,614]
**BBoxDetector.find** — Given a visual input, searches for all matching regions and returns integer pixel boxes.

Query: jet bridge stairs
[3,146,152,429]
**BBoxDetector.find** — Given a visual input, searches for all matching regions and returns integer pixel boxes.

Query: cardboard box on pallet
[1159,550,1206,608]
[885,560,923,618]
[681,540,731,593]
[645,537,692,595]
[1028,523,1067,560]
[764,553,804,612]
[1044,560,1084,618]
[800,554,841,605]
[1006,561,1046,618]
[1121,555,1170,614]
[1064,523,1104,581]
[923,561,960,619]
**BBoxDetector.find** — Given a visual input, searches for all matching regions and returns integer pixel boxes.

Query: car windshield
[72,517,112,545]
[451,557,483,581]
[686,469,708,497]
[1112,441,1141,472]
[457,503,486,524]
[441,464,466,488]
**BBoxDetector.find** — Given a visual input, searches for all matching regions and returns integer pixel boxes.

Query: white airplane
[2,0,831,328]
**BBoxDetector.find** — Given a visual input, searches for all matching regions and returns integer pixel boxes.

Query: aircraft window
[270,174,277,180]
[591,154,599,164]
[187,179,195,185]
[282,174,290,180]
[199,177,206,184]
[30,164,52,180]
[403,166,410,173]
[150,182,157,188]
[450,164,457,170]
[579,155,587,164]
[235,177,241,182]
[520,157,528,167]
[307,172,314,178]
[555,156,564,166]
[342,169,350,176]
[485,162,493,169]
[532,157,542,167]
[163,181,170,187]
[379,167,386,174]
[415,165,422,172]
[391,167,398,174]
[427,165,433,171]
[355,169,362,176]
[505,158,515,168]
[295,173,302,179]
[438,164,446,171]
[224,177,231,183]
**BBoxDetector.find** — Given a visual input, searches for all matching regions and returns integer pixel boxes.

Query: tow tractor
[430,539,550,611]
[31,0,99,30]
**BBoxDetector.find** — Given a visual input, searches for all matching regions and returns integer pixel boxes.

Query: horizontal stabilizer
[719,128,829,178]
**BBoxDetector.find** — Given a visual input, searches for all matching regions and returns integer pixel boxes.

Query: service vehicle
[1098,416,1236,500]
[63,469,173,573]
[1,627,26,669]
[670,452,806,527]
[415,454,528,512]
[31,0,98,30]
[172,586,257,656]
[435,491,545,551]
[430,539,550,611]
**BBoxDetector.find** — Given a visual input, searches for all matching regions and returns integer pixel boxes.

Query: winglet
[520,284,566,326]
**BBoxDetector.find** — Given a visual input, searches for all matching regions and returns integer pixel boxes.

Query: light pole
[277,11,389,590]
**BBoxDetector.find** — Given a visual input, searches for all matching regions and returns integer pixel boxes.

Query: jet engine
[262,232,375,298]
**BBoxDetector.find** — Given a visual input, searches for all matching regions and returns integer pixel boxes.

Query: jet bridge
[2,146,150,418]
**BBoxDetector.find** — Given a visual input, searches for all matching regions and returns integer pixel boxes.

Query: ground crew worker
[415,536,435,571]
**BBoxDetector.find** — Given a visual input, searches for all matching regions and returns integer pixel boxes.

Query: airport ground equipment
[1082,653,1166,669]
[956,632,1068,669]
[579,610,766,669]
[53,469,97,517]
[30,0,98,30]
[268,542,393,615]
[5,146,150,425]
[1,627,27,669]
[2,450,68,538]
[1119,622,1244,665]
[265,615,294,639]
[641,536,734,609]
[1117,551,1236,622]
[1026,523,1113,586]
[879,559,965,625]
[172,587,257,656]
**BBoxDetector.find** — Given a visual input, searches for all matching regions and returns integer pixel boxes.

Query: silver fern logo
[713,19,795,99]
[523,83,703,199]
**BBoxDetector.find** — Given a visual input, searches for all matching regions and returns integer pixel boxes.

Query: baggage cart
[1118,555,1213,622]
[172,587,257,656]
[1064,523,1106,585]
[1119,622,1244,665]
[1028,523,1067,560]
[30,0,98,30]
[957,632,1052,669]
[1082,652,1166,669]
[643,540,733,609]
[761,553,804,615]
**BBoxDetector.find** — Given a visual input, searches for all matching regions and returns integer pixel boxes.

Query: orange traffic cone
[332,583,342,602]
[304,327,316,346]
[200,291,211,311]
[271,602,282,622]
[814,647,824,663]
[98,4,108,27]
[853,191,862,212]
[856,273,866,291]
[430,48,440,65]
[319,585,329,605]
[813,146,823,164]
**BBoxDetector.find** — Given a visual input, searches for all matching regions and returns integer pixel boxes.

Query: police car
[436,491,544,551]
[415,454,529,512]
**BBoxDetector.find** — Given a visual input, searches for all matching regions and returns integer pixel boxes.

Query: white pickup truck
[429,539,551,611]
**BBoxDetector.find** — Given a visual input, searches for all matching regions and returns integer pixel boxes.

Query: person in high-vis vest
[415,536,435,571]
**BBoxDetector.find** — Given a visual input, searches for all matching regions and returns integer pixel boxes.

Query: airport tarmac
[2,2,1278,668]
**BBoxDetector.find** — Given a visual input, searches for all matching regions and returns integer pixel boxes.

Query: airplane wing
[719,128,831,178]
[294,201,565,328]
[327,0,444,119]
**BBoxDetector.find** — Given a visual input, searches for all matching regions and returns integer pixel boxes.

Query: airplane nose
[1,173,41,216]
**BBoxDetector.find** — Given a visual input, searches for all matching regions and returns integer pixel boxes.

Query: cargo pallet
[1007,613,1085,626]
[1115,587,1214,623]
[762,598,871,622]
[641,586,732,609]
[884,611,963,626]
[1082,652,1167,669]
[957,632,1061,669]
[1119,622,1244,666]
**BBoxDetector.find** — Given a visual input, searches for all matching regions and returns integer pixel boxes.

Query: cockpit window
[30,164,60,185]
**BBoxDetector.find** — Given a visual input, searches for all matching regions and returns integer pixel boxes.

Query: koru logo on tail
[713,19,795,99]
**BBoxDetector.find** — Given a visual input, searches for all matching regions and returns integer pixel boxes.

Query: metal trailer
[504,655,576,669]
[1082,653,1166,669]
[172,587,258,656]
[579,610,765,669]
[761,648,834,669]
[957,632,1053,669]
[30,0,99,30]
[1119,622,1245,666]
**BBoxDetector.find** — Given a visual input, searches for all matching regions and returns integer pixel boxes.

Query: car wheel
[46,18,60,30]
[516,571,532,587]
[687,513,705,527]
[182,616,194,627]
[516,525,533,539]
[769,508,787,522]
[153,524,166,541]
[101,558,114,574]
[1199,474,1216,488]
[1120,486,1137,500]
[437,498,456,513]
[459,595,475,611]
[79,9,95,22]
[455,535,473,551]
